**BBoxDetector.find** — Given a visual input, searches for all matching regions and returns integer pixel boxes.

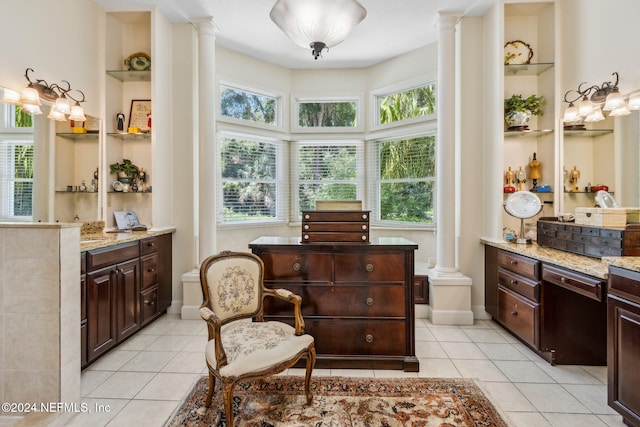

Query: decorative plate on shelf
[112,181,124,192]
[504,40,533,65]
[124,52,151,71]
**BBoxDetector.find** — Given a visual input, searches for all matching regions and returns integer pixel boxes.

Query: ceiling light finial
[270,0,366,60]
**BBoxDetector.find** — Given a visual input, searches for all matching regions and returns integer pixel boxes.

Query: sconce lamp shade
[69,104,86,122]
[603,90,625,111]
[270,0,367,59]
[1,88,21,105]
[20,103,42,115]
[563,104,579,123]
[47,108,67,121]
[20,87,41,106]
[628,93,640,110]
[584,105,605,122]
[54,97,71,115]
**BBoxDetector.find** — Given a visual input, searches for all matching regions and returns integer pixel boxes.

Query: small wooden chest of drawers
[250,236,418,371]
[537,218,640,258]
[301,210,370,243]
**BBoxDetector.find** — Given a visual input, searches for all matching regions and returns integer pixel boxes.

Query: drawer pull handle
[303,224,309,230]
[292,262,301,272]
[365,297,374,306]
[362,225,367,230]
[560,277,568,284]
[144,300,155,306]
[365,263,374,272]
[510,279,518,286]
[147,242,155,248]
[362,214,368,220]
[147,268,155,273]
[510,260,518,265]
[304,214,310,220]
[511,311,518,316]
[365,334,374,343]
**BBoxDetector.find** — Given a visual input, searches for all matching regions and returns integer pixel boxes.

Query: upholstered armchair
[199,250,316,425]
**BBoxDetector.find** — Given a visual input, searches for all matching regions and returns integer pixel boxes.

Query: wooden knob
[560,277,568,284]
[292,262,301,272]
[510,280,517,285]
[144,300,155,306]
[510,260,517,265]
[147,268,155,273]
[365,297,374,306]
[511,311,517,316]
[365,263,374,272]
[365,334,374,343]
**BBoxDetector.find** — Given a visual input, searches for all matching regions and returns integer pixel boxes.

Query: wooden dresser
[249,236,419,371]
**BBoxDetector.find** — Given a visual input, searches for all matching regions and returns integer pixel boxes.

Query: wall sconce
[270,0,367,60]
[0,68,86,122]
[562,72,636,126]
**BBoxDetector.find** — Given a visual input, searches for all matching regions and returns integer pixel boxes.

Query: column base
[427,269,474,325]
[181,269,201,320]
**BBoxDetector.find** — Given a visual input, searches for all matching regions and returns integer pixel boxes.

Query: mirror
[0,86,101,223]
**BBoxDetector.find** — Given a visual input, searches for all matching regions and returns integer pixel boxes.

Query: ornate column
[428,12,473,325]
[181,17,218,319]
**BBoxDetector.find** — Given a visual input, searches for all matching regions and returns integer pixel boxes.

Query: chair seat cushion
[205,321,314,378]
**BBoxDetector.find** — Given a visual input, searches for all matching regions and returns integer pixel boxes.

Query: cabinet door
[608,294,640,426]
[86,268,117,362]
[156,233,172,312]
[116,258,140,342]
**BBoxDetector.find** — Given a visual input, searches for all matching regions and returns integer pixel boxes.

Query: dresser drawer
[335,252,405,281]
[261,252,332,282]
[496,251,539,280]
[140,237,158,255]
[302,232,369,243]
[302,222,368,232]
[305,319,406,356]
[542,264,604,302]
[86,242,139,271]
[609,266,640,305]
[140,286,158,325]
[302,211,369,222]
[498,286,539,348]
[498,267,540,302]
[263,284,406,317]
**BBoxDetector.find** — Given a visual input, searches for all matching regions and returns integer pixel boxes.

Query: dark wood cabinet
[82,233,172,368]
[250,236,419,372]
[608,266,640,427]
[485,245,607,365]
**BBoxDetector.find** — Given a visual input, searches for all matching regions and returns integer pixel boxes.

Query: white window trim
[217,79,286,132]
[369,73,437,132]
[0,102,33,134]
[291,93,365,133]
[0,135,34,221]
[217,131,289,227]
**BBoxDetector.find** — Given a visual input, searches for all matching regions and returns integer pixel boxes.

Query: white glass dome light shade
[20,103,42,115]
[628,93,640,110]
[47,108,67,121]
[578,96,594,117]
[54,97,71,115]
[603,89,625,111]
[270,0,367,52]
[563,104,579,122]
[20,86,42,106]
[584,105,605,122]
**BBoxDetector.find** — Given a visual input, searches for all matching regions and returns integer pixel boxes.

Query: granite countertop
[80,227,175,251]
[481,239,611,279]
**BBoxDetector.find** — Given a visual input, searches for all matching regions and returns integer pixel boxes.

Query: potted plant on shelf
[109,159,140,184]
[504,94,546,131]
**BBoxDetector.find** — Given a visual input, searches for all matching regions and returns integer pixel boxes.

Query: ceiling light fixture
[562,72,632,126]
[269,0,367,60]
[1,68,86,122]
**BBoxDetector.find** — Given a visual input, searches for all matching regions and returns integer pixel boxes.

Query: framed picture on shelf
[128,99,151,132]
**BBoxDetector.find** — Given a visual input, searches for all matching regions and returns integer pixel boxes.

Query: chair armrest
[199,305,228,367]
[263,288,306,336]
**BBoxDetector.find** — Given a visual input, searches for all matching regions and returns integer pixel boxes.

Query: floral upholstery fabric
[206,257,260,321]
[205,321,314,378]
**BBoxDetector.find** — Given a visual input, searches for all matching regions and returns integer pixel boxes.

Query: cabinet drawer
[140,286,158,325]
[305,319,406,356]
[584,243,622,258]
[565,241,585,253]
[302,232,369,243]
[263,284,406,317]
[542,264,604,302]
[609,266,640,305]
[498,286,539,348]
[141,254,158,290]
[496,251,539,280]
[86,242,139,272]
[302,222,368,232]
[302,211,369,222]
[261,252,332,282]
[498,267,540,302]
[140,237,158,255]
[335,252,405,281]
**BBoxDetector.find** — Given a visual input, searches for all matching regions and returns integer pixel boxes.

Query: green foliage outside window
[298,101,357,127]
[379,85,435,125]
[220,86,276,125]
[220,137,278,222]
[14,107,33,128]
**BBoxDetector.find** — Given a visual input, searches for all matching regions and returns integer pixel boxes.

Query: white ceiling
[91,0,494,69]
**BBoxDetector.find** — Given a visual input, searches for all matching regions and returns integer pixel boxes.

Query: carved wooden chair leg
[222,380,236,425]
[205,371,215,407]
[304,344,316,405]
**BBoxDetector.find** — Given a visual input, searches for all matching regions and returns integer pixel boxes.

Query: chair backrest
[200,251,264,323]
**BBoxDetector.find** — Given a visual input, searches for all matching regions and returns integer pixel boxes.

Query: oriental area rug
[165,375,507,427]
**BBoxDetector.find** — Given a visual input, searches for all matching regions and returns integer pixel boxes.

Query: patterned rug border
[166,375,508,426]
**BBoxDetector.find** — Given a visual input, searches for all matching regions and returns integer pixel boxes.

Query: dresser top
[249,236,418,248]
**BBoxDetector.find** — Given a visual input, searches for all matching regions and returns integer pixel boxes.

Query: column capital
[190,16,219,36]
[436,11,462,30]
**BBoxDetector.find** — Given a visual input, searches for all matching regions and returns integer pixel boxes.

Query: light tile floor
[4,314,628,426]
